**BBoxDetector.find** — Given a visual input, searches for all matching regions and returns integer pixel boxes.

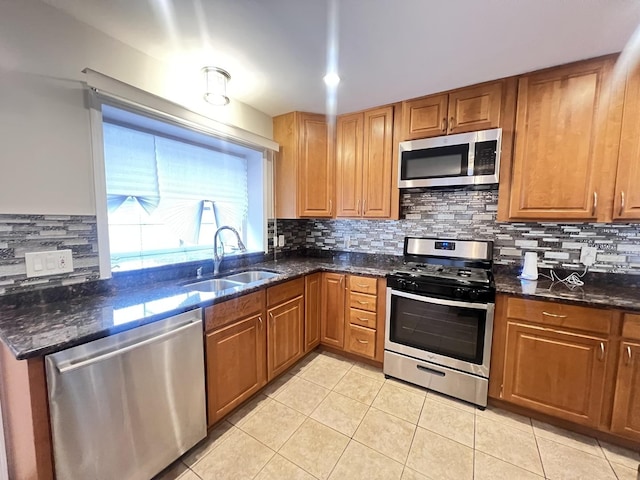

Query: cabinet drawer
[267,277,304,307]
[205,290,265,332]
[622,313,640,341]
[349,276,378,295]
[347,324,376,359]
[349,308,377,329]
[505,297,612,335]
[349,292,377,313]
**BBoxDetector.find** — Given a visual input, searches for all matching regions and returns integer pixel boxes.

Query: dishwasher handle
[57,320,197,374]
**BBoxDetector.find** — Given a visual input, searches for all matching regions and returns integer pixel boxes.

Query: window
[100,105,266,272]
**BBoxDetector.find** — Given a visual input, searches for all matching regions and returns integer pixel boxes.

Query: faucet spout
[213,226,247,275]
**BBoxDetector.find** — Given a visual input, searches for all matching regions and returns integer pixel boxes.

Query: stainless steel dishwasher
[45,309,206,480]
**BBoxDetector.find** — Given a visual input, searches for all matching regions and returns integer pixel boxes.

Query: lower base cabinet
[610,341,640,441]
[493,295,640,446]
[304,273,322,351]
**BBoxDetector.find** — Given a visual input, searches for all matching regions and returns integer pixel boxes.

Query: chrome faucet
[213,226,247,275]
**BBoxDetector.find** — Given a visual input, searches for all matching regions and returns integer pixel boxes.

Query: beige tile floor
[155,351,640,480]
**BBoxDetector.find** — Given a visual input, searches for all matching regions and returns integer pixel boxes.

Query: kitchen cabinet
[304,273,322,351]
[273,111,333,218]
[612,62,640,220]
[401,80,505,140]
[344,275,380,360]
[320,272,346,348]
[204,291,267,426]
[335,106,394,218]
[610,314,640,441]
[266,278,305,381]
[500,56,618,221]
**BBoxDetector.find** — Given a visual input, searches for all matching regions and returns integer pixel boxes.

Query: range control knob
[468,289,479,300]
[454,288,465,298]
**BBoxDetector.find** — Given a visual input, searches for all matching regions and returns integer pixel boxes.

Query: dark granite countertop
[0,257,399,360]
[2,254,640,361]
[494,271,640,311]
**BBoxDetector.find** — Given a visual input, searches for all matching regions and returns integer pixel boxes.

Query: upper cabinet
[401,80,506,140]
[612,62,640,221]
[273,112,333,218]
[336,106,394,218]
[504,57,616,221]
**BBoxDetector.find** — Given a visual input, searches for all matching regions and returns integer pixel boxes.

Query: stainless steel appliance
[45,309,206,480]
[384,237,495,407]
[398,128,501,189]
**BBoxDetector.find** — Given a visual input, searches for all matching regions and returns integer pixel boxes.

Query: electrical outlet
[273,234,278,247]
[25,249,73,277]
[278,234,285,247]
[580,246,597,266]
[345,234,351,248]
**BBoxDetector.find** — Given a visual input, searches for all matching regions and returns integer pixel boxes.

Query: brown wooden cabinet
[273,112,333,218]
[502,321,609,428]
[612,62,640,221]
[205,291,267,426]
[344,275,379,360]
[266,279,304,381]
[502,56,617,221]
[320,272,346,348]
[610,341,640,441]
[335,106,394,218]
[304,273,322,351]
[401,81,505,140]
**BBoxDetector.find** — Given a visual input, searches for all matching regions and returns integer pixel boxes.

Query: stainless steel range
[384,237,495,408]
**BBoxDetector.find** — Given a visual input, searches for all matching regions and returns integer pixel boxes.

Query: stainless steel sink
[184,278,244,293]
[223,270,280,284]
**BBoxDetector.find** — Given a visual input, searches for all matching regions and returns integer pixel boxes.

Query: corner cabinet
[273,112,333,218]
[335,106,394,218]
[204,291,267,426]
[500,56,618,221]
[400,80,507,140]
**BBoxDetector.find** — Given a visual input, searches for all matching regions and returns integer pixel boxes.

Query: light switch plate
[25,250,74,277]
[278,235,285,247]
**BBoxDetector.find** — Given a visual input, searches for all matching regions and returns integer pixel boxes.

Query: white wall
[0,0,273,215]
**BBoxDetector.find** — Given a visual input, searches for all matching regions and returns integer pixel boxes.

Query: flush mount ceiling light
[202,66,231,106]
[323,72,340,87]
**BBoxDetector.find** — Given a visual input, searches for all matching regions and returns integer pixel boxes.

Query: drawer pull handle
[357,301,369,305]
[598,342,605,361]
[441,117,447,132]
[620,191,625,216]
[417,365,446,377]
[542,311,567,319]
[356,199,361,215]
[449,116,456,130]
[356,339,369,344]
[626,345,632,365]
[356,283,369,288]
[357,317,370,323]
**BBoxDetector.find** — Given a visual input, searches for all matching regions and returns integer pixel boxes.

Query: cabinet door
[305,273,322,351]
[447,82,502,134]
[611,342,640,441]
[508,58,614,220]
[321,273,346,348]
[401,93,448,140]
[335,112,363,217]
[362,106,394,218]
[298,113,333,217]
[502,321,608,427]
[613,64,640,220]
[206,314,266,426]
[267,296,304,381]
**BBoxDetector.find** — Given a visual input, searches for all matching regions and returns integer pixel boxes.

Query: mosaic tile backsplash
[0,214,100,295]
[280,189,640,275]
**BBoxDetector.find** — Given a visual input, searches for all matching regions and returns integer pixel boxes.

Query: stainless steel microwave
[398,128,501,188]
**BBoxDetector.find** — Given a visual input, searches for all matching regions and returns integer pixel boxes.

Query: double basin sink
[185,270,280,294]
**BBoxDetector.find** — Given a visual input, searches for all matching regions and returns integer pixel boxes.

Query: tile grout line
[472,405,476,480]
[596,438,626,480]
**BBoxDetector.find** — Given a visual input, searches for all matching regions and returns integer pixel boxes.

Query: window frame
[86,72,277,279]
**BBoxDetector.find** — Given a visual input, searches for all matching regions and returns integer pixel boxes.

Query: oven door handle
[389,288,492,311]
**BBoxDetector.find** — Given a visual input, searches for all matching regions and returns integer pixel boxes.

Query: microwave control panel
[473,140,497,175]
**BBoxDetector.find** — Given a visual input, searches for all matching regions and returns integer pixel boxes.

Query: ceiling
[40,0,640,117]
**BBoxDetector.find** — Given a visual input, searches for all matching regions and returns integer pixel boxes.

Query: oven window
[389,295,486,364]
[401,144,469,180]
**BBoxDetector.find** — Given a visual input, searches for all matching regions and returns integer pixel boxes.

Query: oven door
[385,288,494,378]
